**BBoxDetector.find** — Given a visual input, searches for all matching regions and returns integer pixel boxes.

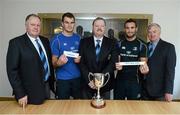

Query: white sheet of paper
[63,51,79,58]
[119,61,145,66]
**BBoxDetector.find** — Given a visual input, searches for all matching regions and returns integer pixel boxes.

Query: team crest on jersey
[133,47,137,51]
[64,43,67,46]
[122,46,126,49]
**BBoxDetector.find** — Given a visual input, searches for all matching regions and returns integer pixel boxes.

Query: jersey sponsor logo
[121,53,138,58]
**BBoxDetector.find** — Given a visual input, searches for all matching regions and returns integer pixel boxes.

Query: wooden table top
[0,100,180,114]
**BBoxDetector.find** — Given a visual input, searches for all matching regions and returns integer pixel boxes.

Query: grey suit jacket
[145,39,176,97]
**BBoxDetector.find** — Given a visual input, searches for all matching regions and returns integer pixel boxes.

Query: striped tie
[35,39,49,81]
[148,43,154,57]
[95,40,101,62]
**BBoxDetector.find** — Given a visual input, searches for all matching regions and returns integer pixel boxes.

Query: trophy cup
[88,72,110,108]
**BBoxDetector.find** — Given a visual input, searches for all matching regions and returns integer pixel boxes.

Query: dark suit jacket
[6,33,55,104]
[79,36,118,93]
[145,39,176,97]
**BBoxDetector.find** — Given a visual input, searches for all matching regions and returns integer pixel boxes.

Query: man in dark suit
[79,17,118,99]
[142,23,176,101]
[6,14,55,106]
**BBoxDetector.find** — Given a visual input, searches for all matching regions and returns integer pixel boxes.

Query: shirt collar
[94,36,103,47]
[150,38,160,48]
[93,36,103,42]
[27,32,40,42]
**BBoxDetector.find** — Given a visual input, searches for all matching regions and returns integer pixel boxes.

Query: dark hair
[25,14,41,22]
[76,25,83,34]
[92,17,106,26]
[124,18,137,28]
[62,12,75,22]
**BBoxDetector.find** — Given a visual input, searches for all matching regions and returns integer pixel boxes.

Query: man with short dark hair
[50,12,81,99]
[114,19,149,100]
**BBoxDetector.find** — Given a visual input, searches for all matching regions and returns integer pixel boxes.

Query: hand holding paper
[139,62,149,74]
[119,61,145,66]
[64,51,79,58]
[74,56,81,63]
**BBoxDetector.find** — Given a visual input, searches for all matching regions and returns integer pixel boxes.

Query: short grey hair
[148,23,161,33]
[25,14,41,25]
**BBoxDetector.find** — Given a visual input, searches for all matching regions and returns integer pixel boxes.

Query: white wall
[1,0,180,99]
[0,1,3,95]
[174,1,180,99]
[0,1,12,96]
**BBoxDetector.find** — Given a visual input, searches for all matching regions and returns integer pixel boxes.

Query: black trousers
[114,79,140,100]
[56,77,81,99]
[141,85,165,101]
[81,86,110,100]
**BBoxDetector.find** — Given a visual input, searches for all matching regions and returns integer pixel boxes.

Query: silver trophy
[88,72,110,108]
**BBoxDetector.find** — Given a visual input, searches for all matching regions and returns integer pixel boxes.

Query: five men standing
[6,13,176,105]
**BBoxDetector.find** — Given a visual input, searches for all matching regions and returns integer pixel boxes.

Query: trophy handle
[102,73,110,87]
[88,72,94,81]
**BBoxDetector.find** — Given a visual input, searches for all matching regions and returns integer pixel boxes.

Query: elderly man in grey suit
[142,23,176,102]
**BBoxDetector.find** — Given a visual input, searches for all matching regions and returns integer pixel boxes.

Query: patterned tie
[35,39,49,81]
[95,40,101,62]
[148,43,154,57]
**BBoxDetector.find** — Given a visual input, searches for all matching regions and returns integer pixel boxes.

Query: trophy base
[91,98,106,109]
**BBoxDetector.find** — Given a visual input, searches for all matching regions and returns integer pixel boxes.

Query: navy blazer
[79,36,118,93]
[145,39,176,97]
[6,33,55,104]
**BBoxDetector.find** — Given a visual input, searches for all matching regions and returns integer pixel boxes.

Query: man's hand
[139,63,149,74]
[18,95,28,109]
[57,54,68,66]
[52,54,68,68]
[88,80,96,89]
[165,93,173,102]
[115,62,123,70]
[74,56,81,63]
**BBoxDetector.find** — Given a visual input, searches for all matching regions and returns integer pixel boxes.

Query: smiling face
[93,19,106,38]
[124,22,137,40]
[147,25,161,42]
[25,16,41,38]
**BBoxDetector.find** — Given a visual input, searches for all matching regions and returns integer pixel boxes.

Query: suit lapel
[98,36,107,62]
[24,33,42,62]
[88,36,97,61]
[148,39,162,59]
